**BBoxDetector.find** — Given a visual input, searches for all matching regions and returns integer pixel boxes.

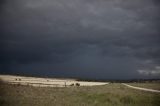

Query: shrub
[75,83,80,86]
[70,83,74,86]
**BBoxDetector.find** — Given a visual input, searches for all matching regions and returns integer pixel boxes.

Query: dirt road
[122,83,160,93]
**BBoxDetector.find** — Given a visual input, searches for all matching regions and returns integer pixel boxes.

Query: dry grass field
[0,81,160,106]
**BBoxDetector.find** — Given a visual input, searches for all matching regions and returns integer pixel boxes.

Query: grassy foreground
[0,82,160,106]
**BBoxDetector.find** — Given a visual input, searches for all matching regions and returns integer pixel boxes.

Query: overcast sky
[0,0,160,79]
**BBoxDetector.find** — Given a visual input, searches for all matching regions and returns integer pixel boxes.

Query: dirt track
[122,83,160,93]
[0,75,108,87]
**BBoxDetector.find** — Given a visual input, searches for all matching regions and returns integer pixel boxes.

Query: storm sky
[0,0,160,79]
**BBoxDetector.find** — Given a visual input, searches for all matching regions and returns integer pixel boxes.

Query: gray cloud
[0,0,160,79]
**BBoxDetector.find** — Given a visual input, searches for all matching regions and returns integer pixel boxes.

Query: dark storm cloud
[0,0,160,79]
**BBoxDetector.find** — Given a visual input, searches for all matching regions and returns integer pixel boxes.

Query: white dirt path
[122,83,160,93]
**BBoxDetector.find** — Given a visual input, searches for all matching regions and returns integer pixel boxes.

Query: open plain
[0,75,160,106]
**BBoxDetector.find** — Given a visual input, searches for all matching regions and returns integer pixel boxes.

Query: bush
[75,83,80,86]
[70,83,74,86]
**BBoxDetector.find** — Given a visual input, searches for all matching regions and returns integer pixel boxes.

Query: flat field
[0,82,160,106]
[0,75,108,87]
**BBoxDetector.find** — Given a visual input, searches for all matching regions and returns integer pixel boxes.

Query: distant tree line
[76,78,160,83]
